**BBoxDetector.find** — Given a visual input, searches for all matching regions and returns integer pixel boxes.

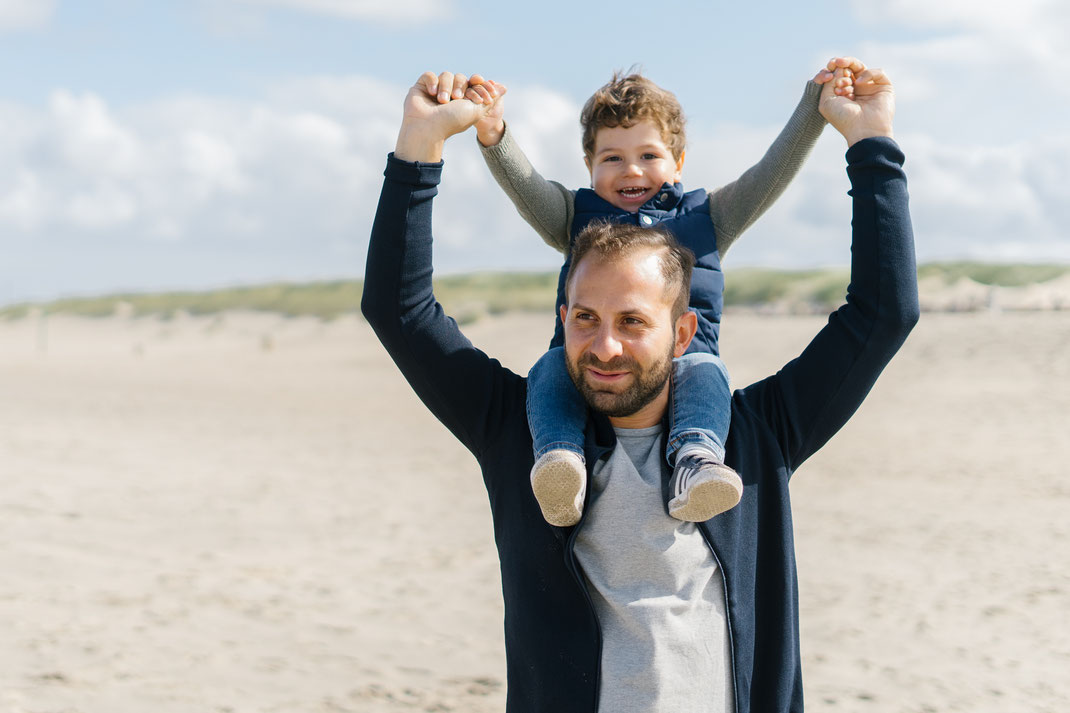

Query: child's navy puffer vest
[549,182,724,356]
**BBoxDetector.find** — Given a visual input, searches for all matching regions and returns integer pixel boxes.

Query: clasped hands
[394,56,894,163]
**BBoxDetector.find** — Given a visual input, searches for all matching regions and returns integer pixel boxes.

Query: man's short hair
[564,221,695,321]
[580,72,687,164]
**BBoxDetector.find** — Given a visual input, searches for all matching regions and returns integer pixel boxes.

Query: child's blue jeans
[526,347,731,464]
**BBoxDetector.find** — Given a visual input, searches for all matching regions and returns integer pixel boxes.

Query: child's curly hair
[580,71,687,163]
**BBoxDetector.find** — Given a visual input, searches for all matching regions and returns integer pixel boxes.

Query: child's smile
[587,121,684,213]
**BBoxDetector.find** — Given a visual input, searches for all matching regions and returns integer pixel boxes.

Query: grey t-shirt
[573,425,734,713]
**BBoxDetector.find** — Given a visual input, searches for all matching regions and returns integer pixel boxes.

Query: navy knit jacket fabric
[361,137,919,713]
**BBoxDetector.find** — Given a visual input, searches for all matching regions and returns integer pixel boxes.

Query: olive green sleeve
[710,81,827,260]
[478,123,575,255]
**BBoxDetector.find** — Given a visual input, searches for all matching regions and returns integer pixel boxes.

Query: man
[362,61,918,713]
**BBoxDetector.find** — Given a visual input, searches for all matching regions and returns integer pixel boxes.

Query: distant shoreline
[4,262,1069,321]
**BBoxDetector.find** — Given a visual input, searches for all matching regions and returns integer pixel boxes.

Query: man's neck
[607,383,669,430]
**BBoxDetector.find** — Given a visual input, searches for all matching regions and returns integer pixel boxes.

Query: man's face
[561,248,695,425]
[585,121,685,214]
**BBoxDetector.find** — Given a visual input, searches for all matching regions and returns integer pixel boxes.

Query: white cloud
[68,184,138,230]
[851,0,1067,40]
[0,0,54,30]
[0,170,46,231]
[903,133,1070,261]
[0,75,576,301]
[847,1,1070,99]
[677,110,1070,269]
[2,68,1067,303]
[772,1,1070,267]
[235,0,452,23]
[49,91,141,176]
[181,131,247,195]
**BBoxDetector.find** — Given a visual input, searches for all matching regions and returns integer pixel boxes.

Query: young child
[435,63,852,527]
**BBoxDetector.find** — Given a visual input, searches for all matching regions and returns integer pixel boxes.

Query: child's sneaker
[668,448,743,522]
[530,449,586,526]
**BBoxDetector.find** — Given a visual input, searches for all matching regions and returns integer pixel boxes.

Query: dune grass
[3,262,1066,322]
[0,273,559,323]
[722,267,851,312]
[0,281,365,321]
[916,262,1070,287]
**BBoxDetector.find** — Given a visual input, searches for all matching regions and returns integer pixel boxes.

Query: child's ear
[673,150,686,182]
[584,154,592,173]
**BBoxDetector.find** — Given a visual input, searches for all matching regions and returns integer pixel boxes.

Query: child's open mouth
[618,187,649,201]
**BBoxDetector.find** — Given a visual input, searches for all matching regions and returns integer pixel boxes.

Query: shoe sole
[668,471,743,522]
[531,459,585,527]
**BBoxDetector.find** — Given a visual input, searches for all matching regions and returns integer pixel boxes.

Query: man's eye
[622,317,643,326]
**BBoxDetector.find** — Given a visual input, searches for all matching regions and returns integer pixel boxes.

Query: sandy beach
[1,309,1068,712]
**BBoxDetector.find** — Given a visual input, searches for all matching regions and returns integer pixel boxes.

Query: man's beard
[565,345,674,418]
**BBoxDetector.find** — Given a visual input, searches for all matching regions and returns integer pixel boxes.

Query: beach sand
[1,309,1067,712]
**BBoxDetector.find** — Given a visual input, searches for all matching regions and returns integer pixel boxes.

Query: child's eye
[642,153,659,160]
[603,155,621,163]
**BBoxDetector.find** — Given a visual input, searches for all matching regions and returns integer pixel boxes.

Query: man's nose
[589,325,623,362]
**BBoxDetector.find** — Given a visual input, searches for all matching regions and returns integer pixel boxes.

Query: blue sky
[1,0,1068,304]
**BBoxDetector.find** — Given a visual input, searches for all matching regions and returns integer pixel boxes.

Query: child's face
[586,121,685,213]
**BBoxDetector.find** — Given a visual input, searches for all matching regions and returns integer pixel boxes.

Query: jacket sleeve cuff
[385,152,444,186]
[845,136,904,167]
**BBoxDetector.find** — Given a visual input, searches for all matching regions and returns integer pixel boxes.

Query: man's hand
[416,72,506,148]
[395,71,507,162]
[816,57,895,147]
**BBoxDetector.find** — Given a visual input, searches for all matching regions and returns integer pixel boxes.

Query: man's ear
[560,303,568,325]
[673,309,698,357]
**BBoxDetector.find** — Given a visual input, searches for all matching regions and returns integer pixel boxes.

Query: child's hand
[470,74,507,147]
[813,56,860,99]
[816,57,895,147]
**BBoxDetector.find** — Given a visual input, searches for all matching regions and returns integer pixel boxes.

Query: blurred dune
[4,262,1070,324]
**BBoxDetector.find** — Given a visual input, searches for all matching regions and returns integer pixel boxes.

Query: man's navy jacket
[361,137,919,713]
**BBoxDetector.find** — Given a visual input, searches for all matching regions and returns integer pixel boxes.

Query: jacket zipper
[699,522,740,713]
[565,473,602,712]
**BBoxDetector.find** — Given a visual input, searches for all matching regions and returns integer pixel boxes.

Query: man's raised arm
[361,73,521,457]
[745,59,920,472]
